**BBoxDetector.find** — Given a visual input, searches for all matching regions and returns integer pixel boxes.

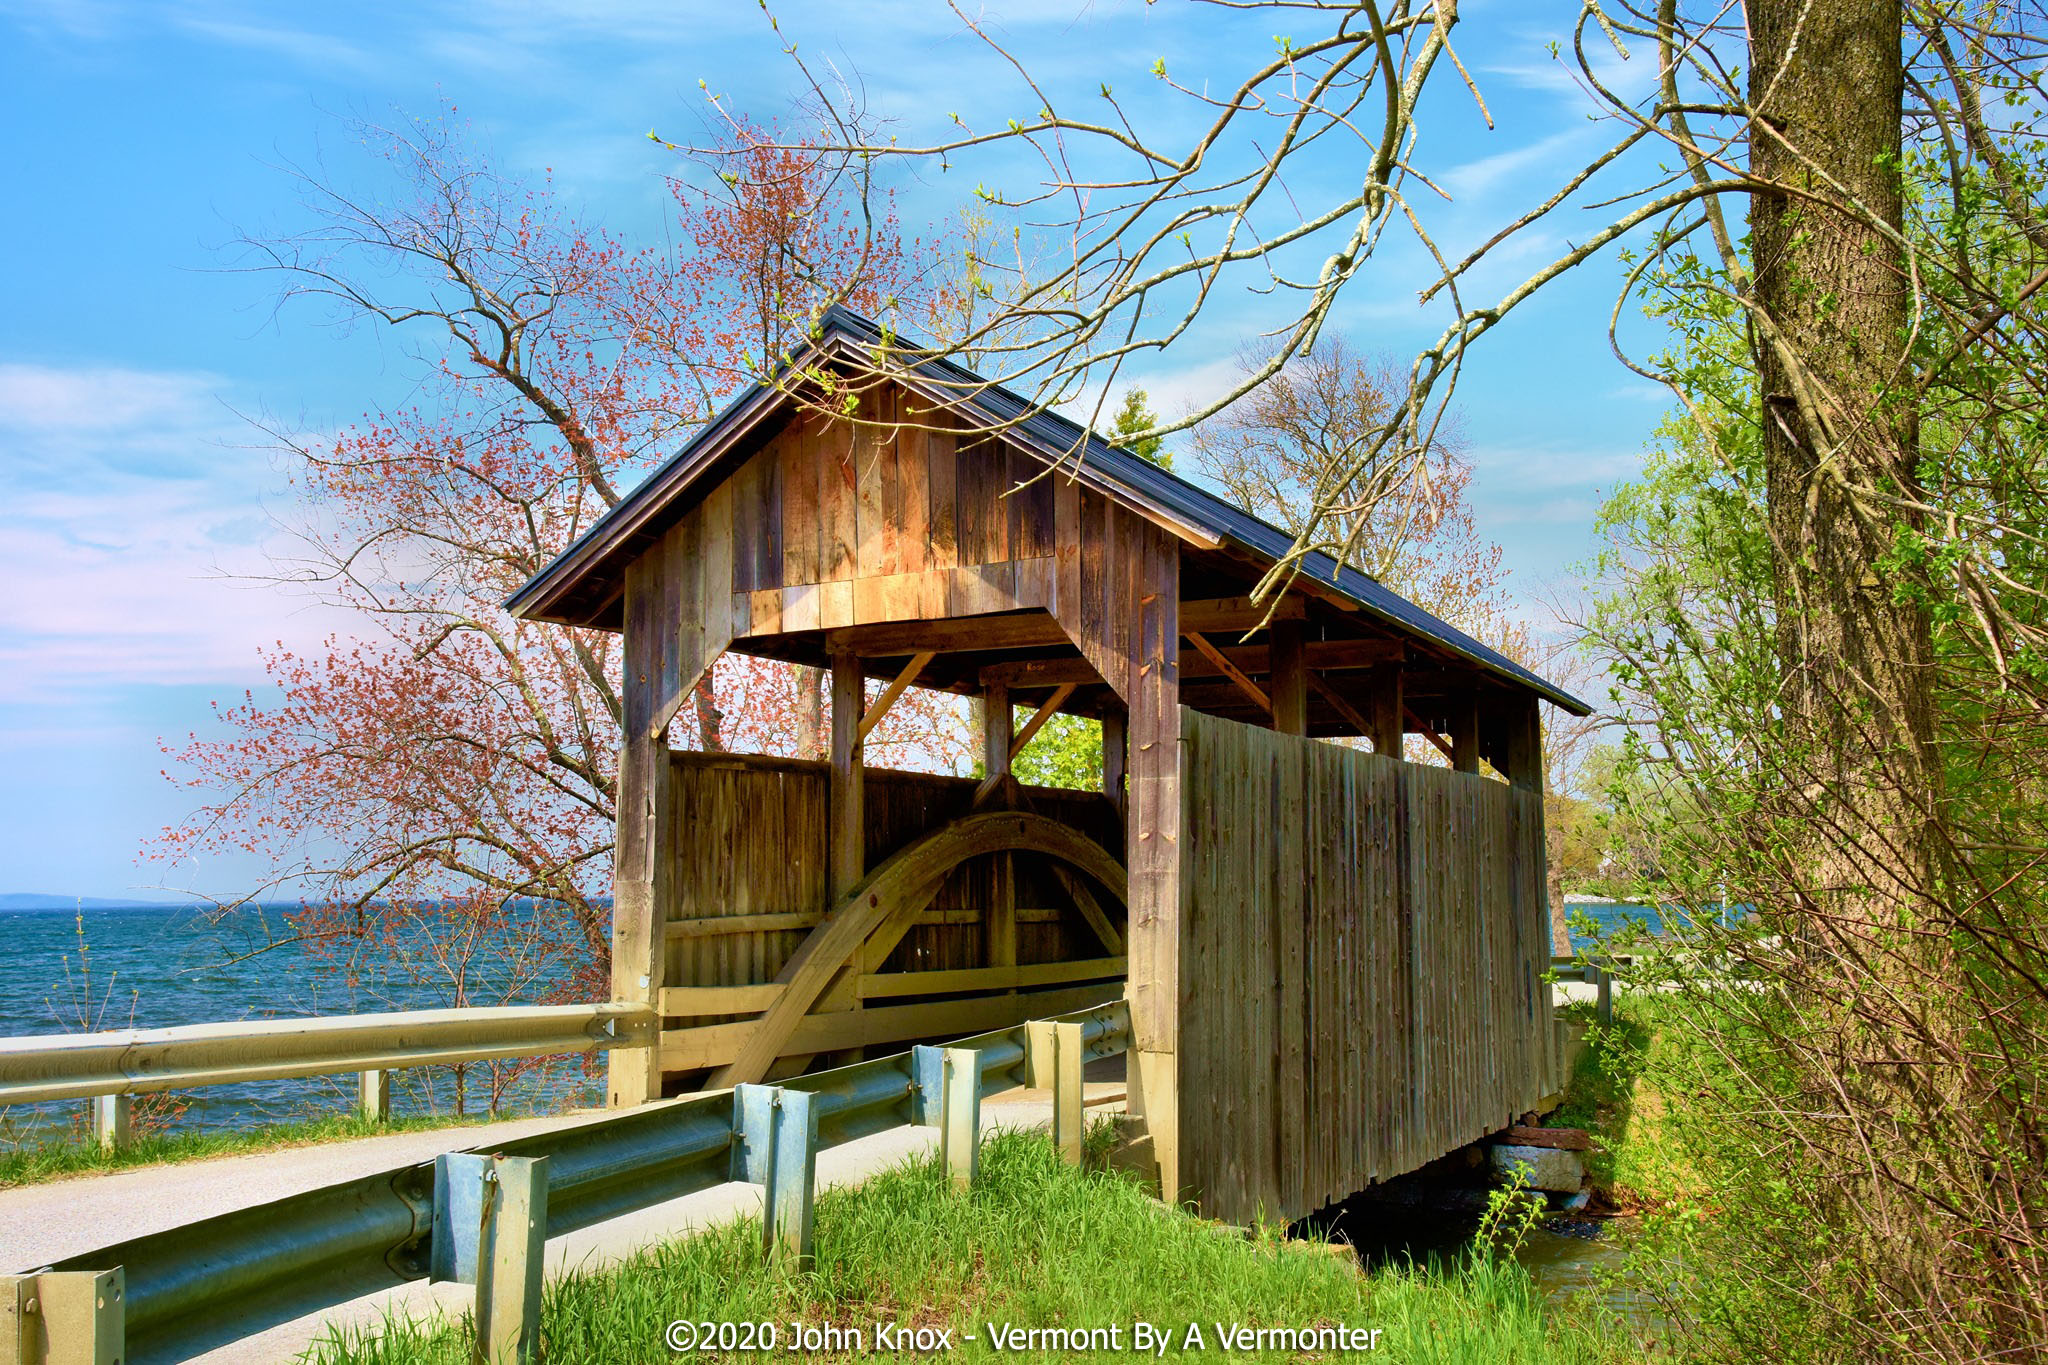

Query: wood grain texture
[1177,708,1550,1224]
[659,751,1123,1089]
[706,810,1127,1088]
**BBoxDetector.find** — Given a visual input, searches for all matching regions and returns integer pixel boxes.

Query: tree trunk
[793,664,826,760]
[1747,0,1938,919]
[692,675,725,753]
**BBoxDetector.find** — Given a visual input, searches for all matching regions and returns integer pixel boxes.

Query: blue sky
[0,0,1673,900]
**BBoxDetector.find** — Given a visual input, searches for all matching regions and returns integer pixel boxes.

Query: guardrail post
[1595,962,1614,1026]
[89,1097,129,1155]
[430,1153,549,1364]
[475,1157,548,1365]
[2,1267,123,1365]
[432,1153,490,1286]
[359,1069,392,1123]
[910,1045,945,1126]
[940,1047,982,1190]
[732,1084,818,1270]
[1024,1021,1085,1165]
[1023,1021,1055,1088]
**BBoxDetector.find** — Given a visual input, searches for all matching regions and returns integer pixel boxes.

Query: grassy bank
[1549,1000,1655,1193]
[0,1110,488,1187]
[313,1130,1634,1364]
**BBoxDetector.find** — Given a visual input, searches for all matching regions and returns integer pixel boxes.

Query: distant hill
[0,893,203,911]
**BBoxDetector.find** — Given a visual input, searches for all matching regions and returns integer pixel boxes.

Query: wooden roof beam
[1179,595,1306,635]
[827,613,1065,656]
[1403,705,1457,763]
[856,650,936,742]
[825,597,1326,662]
[1306,671,1372,735]
[1185,632,1271,714]
[980,636,1402,688]
[1009,683,1079,762]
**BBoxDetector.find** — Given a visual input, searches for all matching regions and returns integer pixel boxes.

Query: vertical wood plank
[821,408,858,582]
[783,414,822,588]
[955,434,992,567]
[1007,444,1054,559]
[897,397,930,575]
[856,389,888,574]
[927,417,959,569]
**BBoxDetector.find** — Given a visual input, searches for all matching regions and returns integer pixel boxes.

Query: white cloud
[0,362,355,709]
[170,14,377,73]
[1440,128,1591,201]
[0,364,218,436]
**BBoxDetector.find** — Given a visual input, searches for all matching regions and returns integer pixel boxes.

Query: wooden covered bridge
[507,307,1591,1223]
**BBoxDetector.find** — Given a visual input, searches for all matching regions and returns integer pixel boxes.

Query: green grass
[0,1111,488,1188]
[1548,1001,1654,1187]
[311,1129,1636,1364]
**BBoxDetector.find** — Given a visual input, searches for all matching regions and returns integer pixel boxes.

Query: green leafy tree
[1111,387,1170,468]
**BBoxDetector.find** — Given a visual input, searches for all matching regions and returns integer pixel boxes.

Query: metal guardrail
[6,998,1130,1365]
[0,1000,659,1152]
[1550,954,1621,1025]
[0,1002,657,1107]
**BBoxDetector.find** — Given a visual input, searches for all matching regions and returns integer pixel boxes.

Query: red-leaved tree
[154,113,970,1109]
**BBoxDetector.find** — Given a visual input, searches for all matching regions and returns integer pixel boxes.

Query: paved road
[0,1079,1125,1364]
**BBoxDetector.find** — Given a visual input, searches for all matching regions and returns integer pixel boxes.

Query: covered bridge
[508,307,1591,1222]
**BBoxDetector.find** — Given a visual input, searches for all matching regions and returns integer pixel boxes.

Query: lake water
[1,894,1716,1147]
[1566,900,1741,951]
[0,903,601,1145]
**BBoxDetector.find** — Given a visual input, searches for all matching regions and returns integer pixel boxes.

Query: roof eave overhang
[503,314,1596,717]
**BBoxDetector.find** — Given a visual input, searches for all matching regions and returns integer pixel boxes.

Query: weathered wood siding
[664,751,1121,988]
[653,750,1125,1085]
[1178,708,1554,1224]
[720,385,1171,666]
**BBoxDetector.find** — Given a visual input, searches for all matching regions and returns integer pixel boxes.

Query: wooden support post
[1101,708,1127,814]
[358,1069,392,1123]
[1365,662,1404,758]
[940,1047,982,1189]
[1450,694,1481,774]
[1503,694,1543,792]
[980,682,1011,781]
[1269,620,1307,736]
[1027,1020,1087,1166]
[733,1085,819,1269]
[830,652,867,897]
[90,1096,129,1154]
[3,1268,124,1365]
[610,556,673,1110]
[474,1157,547,1365]
[981,684,1017,970]
[1125,538,1182,1203]
[822,652,868,1066]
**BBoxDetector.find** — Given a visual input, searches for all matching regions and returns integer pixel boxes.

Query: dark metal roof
[507,306,1592,716]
